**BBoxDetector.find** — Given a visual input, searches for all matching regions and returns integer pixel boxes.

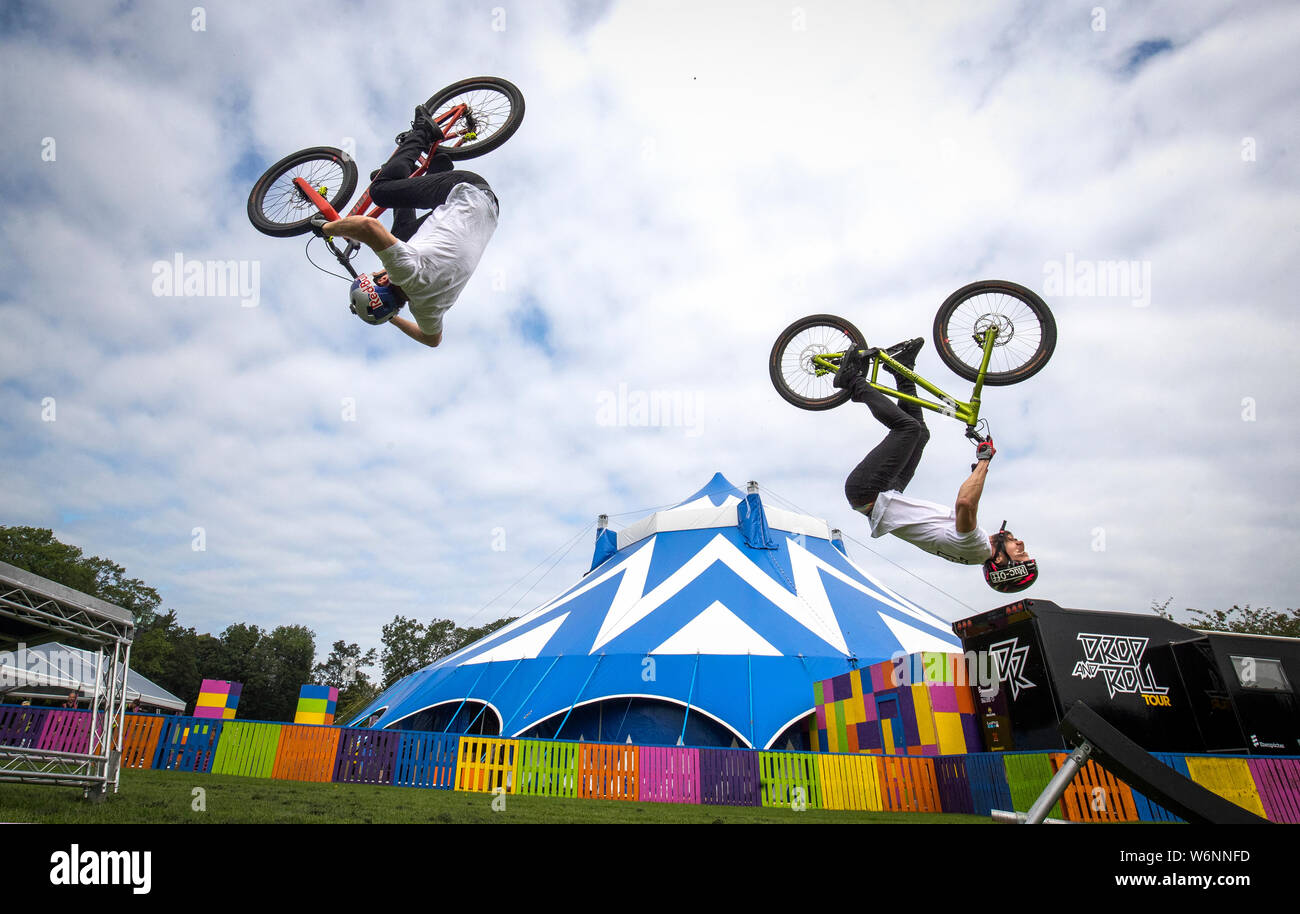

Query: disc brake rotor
[972,313,1014,347]
[799,343,830,376]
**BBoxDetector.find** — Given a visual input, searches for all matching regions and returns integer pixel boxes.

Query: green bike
[768,280,1056,439]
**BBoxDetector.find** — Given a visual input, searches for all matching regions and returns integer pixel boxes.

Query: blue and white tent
[351,474,961,749]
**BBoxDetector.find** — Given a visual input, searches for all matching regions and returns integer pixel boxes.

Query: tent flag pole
[463,658,524,734]
[553,654,604,740]
[500,654,562,736]
[441,661,494,734]
[679,653,701,746]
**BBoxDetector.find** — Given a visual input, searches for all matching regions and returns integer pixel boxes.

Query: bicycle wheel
[424,77,524,161]
[769,314,868,410]
[247,146,358,238]
[932,280,1057,386]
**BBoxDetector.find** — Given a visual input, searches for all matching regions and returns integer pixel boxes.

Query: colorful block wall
[194,679,241,720]
[294,684,339,725]
[812,652,980,756]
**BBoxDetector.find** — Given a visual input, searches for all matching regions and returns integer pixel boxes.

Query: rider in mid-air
[833,339,1038,593]
[323,105,500,348]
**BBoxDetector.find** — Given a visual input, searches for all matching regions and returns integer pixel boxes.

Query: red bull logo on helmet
[356,273,382,311]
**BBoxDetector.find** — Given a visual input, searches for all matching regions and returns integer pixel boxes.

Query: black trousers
[369,138,497,242]
[843,373,930,511]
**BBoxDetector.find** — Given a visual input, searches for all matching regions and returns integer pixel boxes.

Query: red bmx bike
[245,77,524,278]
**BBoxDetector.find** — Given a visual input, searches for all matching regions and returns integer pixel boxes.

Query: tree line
[0,526,513,724]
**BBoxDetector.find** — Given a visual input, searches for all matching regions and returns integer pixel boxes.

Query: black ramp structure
[1051,700,1268,825]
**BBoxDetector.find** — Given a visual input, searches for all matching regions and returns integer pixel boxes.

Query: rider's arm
[322,215,400,254]
[954,462,989,534]
[390,315,442,348]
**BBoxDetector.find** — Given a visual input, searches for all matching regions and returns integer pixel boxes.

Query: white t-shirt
[864,490,993,565]
[375,182,499,336]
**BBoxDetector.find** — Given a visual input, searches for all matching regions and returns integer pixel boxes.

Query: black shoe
[833,347,877,389]
[394,104,442,146]
[883,337,924,374]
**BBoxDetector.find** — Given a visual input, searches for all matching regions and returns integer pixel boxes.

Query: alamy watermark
[1042,253,1151,307]
[152,253,261,307]
[596,383,702,437]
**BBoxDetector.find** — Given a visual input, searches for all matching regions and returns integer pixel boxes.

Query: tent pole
[553,654,604,740]
[679,653,701,746]
[500,654,562,736]
[463,658,524,735]
[614,695,634,743]
[747,652,755,749]
[441,661,493,733]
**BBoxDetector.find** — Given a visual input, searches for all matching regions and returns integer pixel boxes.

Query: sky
[1,0,1297,679]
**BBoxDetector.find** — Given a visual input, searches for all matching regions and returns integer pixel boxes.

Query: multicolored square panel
[194,679,241,720]
[812,653,980,756]
[294,684,339,726]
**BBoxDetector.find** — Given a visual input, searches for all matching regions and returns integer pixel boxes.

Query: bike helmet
[982,521,1038,593]
[349,272,405,325]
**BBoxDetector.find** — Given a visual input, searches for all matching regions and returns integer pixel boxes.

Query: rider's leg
[844,378,928,510]
[390,208,430,242]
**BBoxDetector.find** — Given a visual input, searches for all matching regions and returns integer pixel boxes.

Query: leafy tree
[0,526,161,625]
[1154,599,1300,638]
[379,615,516,689]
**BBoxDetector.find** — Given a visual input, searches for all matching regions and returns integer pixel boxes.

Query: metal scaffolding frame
[0,560,135,798]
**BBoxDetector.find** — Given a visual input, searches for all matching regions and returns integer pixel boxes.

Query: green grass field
[0,768,990,824]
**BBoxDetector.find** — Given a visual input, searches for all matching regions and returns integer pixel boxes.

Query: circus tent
[349,473,962,749]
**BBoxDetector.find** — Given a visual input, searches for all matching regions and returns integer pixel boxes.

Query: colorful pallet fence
[1248,757,1300,824]
[211,721,281,778]
[456,737,518,793]
[516,740,578,798]
[816,751,882,811]
[394,731,459,790]
[759,751,821,809]
[579,743,638,801]
[272,724,340,783]
[7,705,1300,821]
[699,747,761,807]
[878,755,941,812]
[639,746,700,804]
[0,706,51,749]
[119,714,164,769]
[154,718,223,773]
[1047,753,1140,822]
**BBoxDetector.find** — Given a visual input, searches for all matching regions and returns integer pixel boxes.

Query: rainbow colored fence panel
[515,740,578,798]
[1248,757,1300,824]
[272,724,340,782]
[210,721,281,778]
[293,684,339,726]
[37,709,90,753]
[638,746,700,804]
[333,728,401,786]
[934,755,974,814]
[759,751,822,809]
[962,752,1013,817]
[1047,753,1140,822]
[698,747,760,807]
[0,706,50,748]
[578,743,638,801]
[877,755,940,812]
[194,679,241,720]
[1184,756,1267,819]
[815,751,882,811]
[153,717,223,773]
[393,731,459,790]
[456,737,517,793]
[120,714,164,769]
[1002,752,1062,818]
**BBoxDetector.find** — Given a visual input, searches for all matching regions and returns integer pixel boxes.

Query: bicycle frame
[812,327,999,438]
[288,102,479,277]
